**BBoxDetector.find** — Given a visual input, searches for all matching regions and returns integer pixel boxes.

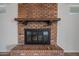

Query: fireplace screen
[25,29,50,44]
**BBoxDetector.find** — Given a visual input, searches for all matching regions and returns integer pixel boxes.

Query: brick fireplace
[10,3,64,56]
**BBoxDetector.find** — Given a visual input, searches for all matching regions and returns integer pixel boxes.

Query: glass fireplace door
[32,31,38,44]
[25,29,50,44]
[38,30,43,44]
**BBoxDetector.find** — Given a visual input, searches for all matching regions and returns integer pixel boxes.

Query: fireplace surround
[10,3,64,56]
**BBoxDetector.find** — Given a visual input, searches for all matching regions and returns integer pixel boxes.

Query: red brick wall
[18,3,57,19]
[18,3,58,45]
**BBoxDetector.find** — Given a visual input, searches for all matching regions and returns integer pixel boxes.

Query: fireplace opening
[24,29,50,44]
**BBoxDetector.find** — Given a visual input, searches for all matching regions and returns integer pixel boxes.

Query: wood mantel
[15,18,61,25]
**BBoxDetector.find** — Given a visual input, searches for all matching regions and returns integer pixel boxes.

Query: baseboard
[64,52,79,56]
[0,52,10,56]
[0,52,79,56]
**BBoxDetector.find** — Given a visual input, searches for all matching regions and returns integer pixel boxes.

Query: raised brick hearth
[10,3,64,56]
[10,45,63,56]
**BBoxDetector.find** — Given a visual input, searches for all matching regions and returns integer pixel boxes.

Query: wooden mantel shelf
[15,18,61,25]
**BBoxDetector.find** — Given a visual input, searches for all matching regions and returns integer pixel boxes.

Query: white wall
[0,3,79,52]
[0,4,18,52]
[58,3,79,52]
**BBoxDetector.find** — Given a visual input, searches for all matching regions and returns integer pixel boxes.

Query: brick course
[18,3,57,19]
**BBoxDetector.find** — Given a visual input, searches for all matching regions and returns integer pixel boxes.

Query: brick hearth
[10,3,64,56]
[10,45,63,56]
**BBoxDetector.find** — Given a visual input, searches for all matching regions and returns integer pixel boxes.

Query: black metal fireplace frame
[24,28,51,45]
